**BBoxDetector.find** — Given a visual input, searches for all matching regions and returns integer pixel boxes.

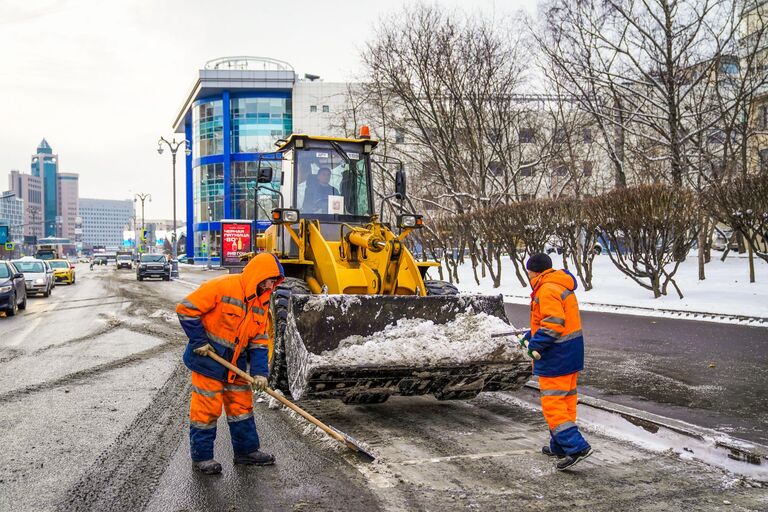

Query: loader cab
[277,134,377,224]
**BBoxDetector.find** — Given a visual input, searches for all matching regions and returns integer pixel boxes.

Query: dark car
[0,261,27,316]
[137,254,170,281]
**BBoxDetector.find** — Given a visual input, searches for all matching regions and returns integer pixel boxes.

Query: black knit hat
[526,253,552,273]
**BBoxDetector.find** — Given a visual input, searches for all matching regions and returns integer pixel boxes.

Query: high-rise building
[57,172,79,240]
[30,139,59,237]
[78,198,134,249]
[0,191,25,243]
[8,169,44,239]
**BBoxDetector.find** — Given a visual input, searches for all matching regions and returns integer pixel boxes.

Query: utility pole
[134,193,151,254]
[157,137,190,277]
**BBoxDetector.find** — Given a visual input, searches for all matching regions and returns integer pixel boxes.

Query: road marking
[393,449,530,466]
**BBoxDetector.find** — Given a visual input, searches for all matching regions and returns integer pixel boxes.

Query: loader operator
[522,253,593,471]
[176,252,284,475]
[303,167,340,213]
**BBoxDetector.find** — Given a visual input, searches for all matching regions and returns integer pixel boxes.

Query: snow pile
[448,251,768,321]
[309,312,520,367]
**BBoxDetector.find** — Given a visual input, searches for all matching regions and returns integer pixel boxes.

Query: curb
[501,295,768,326]
[519,382,768,482]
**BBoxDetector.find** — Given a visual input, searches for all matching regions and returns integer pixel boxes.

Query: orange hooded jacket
[526,268,584,377]
[176,253,284,383]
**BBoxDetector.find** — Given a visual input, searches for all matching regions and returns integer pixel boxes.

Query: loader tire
[424,280,459,296]
[269,277,311,396]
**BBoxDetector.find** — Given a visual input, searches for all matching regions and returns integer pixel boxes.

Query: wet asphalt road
[2,266,768,511]
[505,304,768,444]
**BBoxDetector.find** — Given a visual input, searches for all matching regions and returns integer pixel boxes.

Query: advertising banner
[221,220,252,267]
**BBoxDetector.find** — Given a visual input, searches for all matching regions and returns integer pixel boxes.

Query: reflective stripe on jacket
[176,253,284,382]
[528,268,584,377]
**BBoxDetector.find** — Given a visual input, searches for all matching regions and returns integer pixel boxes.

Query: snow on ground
[439,251,768,322]
[311,312,524,366]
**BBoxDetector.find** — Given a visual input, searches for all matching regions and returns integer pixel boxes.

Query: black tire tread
[269,277,311,395]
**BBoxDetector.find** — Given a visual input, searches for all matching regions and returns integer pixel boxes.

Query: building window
[583,128,593,144]
[310,105,317,112]
[192,99,224,158]
[231,161,282,220]
[519,128,534,144]
[520,162,535,176]
[231,96,292,153]
[193,163,224,225]
[759,106,768,130]
[554,164,568,176]
[759,148,768,172]
[322,105,330,113]
[488,161,503,176]
[394,130,405,144]
[554,128,567,144]
[583,161,594,177]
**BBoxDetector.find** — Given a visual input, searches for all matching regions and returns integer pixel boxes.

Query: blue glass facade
[183,92,292,260]
[31,139,59,237]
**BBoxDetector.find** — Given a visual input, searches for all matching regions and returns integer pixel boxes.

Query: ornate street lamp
[157,137,191,276]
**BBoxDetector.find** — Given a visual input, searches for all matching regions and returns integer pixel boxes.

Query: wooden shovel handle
[203,349,347,444]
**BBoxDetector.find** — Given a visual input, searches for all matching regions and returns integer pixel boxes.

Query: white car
[12,257,55,297]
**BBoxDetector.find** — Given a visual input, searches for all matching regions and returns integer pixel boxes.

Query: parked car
[116,254,133,270]
[137,254,171,281]
[12,257,54,297]
[0,261,27,316]
[49,259,76,285]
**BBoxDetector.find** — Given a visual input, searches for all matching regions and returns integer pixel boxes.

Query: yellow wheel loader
[247,131,531,404]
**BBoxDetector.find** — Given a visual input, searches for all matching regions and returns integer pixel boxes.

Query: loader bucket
[283,294,532,402]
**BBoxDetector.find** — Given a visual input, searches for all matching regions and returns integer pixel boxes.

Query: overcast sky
[0,0,534,220]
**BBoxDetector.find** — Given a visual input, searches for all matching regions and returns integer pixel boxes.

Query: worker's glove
[517,337,528,349]
[193,343,213,356]
[528,349,536,359]
[251,375,269,392]
[522,330,531,342]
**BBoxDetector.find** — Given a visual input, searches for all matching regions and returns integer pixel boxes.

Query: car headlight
[35,278,45,285]
[140,264,147,269]
[0,285,12,293]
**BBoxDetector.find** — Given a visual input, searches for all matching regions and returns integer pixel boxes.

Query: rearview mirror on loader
[395,169,407,200]
[257,166,273,183]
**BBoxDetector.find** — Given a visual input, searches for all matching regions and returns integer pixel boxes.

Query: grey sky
[0,0,534,219]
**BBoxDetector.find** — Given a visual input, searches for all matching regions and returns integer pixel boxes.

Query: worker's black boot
[233,450,275,466]
[556,447,593,471]
[541,446,565,458]
[192,459,222,475]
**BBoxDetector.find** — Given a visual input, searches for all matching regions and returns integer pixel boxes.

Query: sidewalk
[450,251,768,325]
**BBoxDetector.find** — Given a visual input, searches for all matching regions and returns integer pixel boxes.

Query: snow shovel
[202,348,376,462]
[490,329,542,360]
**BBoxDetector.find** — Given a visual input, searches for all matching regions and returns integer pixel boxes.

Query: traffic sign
[5,243,14,250]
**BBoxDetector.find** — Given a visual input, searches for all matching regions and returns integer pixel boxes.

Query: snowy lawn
[431,251,768,321]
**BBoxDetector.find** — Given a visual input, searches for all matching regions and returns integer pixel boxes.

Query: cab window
[295,148,371,216]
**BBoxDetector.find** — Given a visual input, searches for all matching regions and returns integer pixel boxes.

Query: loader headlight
[271,208,300,224]
[397,214,423,229]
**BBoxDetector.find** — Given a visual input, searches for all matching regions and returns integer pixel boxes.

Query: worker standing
[522,253,593,471]
[176,252,284,475]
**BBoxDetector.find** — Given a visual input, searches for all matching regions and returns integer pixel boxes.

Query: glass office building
[173,57,295,262]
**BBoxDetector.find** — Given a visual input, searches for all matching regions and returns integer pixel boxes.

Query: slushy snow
[310,312,523,367]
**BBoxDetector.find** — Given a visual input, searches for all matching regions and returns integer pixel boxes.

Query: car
[0,261,27,316]
[49,259,76,285]
[12,257,54,297]
[116,254,133,270]
[137,254,171,281]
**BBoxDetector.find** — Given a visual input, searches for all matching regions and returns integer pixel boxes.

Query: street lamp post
[157,137,190,277]
[134,193,151,254]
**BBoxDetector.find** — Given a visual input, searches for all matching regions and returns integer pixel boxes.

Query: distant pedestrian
[176,253,284,475]
[522,252,592,471]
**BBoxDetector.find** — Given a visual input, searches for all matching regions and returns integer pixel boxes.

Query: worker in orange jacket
[176,253,284,475]
[522,253,592,471]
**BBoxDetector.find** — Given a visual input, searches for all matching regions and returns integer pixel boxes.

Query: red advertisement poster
[221,221,252,266]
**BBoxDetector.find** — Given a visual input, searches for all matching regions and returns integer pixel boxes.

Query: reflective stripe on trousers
[189,371,260,460]
[538,372,579,431]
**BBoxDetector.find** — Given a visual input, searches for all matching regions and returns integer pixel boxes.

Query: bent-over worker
[522,252,593,471]
[176,253,284,474]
